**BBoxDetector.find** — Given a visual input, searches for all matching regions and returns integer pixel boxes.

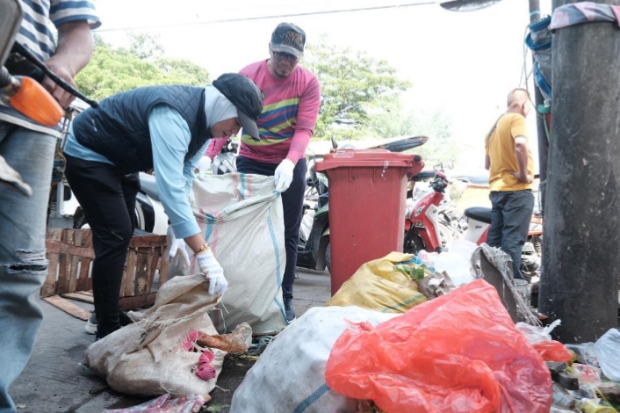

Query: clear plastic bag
[325,279,552,413]
[565,343,598,366]
[571,364,601,390]
[593,328,620,381]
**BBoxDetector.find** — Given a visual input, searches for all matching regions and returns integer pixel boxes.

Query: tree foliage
[365,97,457,164]
[75,34,209,100]
[303,39,410,139]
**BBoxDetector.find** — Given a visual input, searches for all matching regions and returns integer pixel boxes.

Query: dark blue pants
[487,190,535,280]
[236,156,307,299]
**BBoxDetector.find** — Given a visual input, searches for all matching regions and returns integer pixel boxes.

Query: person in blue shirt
[63,73,264,339]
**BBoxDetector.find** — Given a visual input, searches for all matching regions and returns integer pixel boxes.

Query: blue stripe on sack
[292,384,331,413]
[267,210,282,286]
[239,173,246,200]
[204,214,217,242]
[267,204,287,320]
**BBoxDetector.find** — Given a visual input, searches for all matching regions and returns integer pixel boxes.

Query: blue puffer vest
[72,85,209,172]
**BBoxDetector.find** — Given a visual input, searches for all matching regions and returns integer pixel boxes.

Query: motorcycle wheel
[134,202,147,231]
[403,230,424,254]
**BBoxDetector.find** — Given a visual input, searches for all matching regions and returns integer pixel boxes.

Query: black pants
[64,154,139,336]
[487,190,535,280]
[236,156,307,300]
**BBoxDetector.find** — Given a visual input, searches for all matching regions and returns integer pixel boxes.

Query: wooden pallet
[42,228,170,310]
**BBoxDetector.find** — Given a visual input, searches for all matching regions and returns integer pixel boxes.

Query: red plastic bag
[533,340,572,363]
[325,279,552,413]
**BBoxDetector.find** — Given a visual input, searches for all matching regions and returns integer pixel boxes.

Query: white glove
[197,156,212,175]
[196,249,228,296]
[274,159,295,192]
[167,234,191,268]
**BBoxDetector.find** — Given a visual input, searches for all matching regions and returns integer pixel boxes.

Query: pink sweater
[207,60,321,164]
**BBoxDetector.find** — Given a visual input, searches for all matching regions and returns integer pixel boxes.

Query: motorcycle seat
[139,172,161,202]
[464,207,492,224]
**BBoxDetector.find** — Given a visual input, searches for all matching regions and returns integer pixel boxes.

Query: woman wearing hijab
[63,73,264,339]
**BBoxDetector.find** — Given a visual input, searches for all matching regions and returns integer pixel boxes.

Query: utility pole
[528,0,549,214]
[539,0,620,343]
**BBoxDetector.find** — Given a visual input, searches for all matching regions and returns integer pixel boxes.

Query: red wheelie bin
[315,150,424,295]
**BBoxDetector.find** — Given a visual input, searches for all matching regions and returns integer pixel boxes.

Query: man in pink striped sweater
[205,23,321,322]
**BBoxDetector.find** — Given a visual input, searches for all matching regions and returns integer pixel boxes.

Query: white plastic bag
[516,319,561,345]
[230,306,396,413]
[593,328,620,381]
[192,173,287,334]
[434,251,474,286]
[446,239,478,262]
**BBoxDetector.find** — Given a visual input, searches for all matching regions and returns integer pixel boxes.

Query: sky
[92,0,553,171]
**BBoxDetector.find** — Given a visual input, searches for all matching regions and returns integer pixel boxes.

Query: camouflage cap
[270,22,305,58]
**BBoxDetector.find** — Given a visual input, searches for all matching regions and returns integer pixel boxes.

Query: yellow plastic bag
[326,252,428,313]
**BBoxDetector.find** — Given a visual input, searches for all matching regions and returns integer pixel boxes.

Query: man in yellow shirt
[484,88,535,280]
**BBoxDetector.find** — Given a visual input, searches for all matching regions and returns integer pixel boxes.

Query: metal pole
[539,0,620,342]
[528,0,548,216]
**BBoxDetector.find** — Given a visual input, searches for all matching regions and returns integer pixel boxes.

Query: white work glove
[196,249,228,296]
[167,229,191,268]
[274,159,295,192]
[197,156,212,176]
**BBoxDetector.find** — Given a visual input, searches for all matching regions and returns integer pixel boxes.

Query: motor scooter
[462,206,543,278]
[404,170,456,254]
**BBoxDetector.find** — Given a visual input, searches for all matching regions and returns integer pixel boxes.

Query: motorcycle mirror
[0,0,22,68]
[439,0,502,12]
[330,134,339,151]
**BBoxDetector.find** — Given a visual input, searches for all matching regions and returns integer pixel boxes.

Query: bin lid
[315,149,414,172]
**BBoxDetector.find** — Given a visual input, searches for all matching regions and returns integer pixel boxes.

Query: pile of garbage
[229,241,620,413]
[92,231,620,413]
[544,326,620,412]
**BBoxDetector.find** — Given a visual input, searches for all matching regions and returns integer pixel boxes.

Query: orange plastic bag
[533,340,572,363]
[325,279,552,413]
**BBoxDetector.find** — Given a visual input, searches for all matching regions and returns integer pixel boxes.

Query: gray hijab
[204,85,238,128]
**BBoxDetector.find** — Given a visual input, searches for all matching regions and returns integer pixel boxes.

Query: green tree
[304,39,410,139]
[75,34,209,100]
[128,32,164,60]
[365,97,458,164]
